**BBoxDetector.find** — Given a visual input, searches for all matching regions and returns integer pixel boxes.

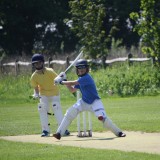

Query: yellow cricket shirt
[30,67,59,96]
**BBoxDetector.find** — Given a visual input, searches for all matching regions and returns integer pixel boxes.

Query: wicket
[76,91,92,137]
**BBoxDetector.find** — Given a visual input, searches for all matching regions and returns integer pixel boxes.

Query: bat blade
[64,51,83,73]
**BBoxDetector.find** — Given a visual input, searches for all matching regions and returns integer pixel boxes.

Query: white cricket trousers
[38,95,63,132]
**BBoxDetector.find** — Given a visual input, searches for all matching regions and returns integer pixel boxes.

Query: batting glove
[31,93,40,99]
[54,76,63,85]
[59,72,67,80]
[59,79,67,85]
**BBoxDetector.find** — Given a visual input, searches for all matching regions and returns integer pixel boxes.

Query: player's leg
[53,99,82,140]
[51,95,70,136]
[92,99,126,137]
[39,96,50,137]
[51,96,63,125]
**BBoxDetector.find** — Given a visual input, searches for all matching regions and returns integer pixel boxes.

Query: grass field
[0,95,160,136]
[0,95,160,159]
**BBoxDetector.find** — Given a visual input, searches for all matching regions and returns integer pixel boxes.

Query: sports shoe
[41,130,49,137]
[64,130,70,136]
[118,132,126,137]
[53,132,61,140]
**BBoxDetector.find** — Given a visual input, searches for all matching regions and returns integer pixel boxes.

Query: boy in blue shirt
[53,59,126,140]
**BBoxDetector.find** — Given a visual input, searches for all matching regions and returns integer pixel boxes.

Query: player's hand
[32,93,40,99]
[29,93,40,100]
[59,79,67,85]
[59,72,67,80]
[54,76,63,85]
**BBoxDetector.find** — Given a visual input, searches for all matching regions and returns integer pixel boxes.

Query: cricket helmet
[75,59,89,76]
[31,54,44,64]
[31,54,44,70]
[75,59,89,68]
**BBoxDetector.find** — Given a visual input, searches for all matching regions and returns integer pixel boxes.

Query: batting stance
[30,53,70,137]
[53,59,126,140]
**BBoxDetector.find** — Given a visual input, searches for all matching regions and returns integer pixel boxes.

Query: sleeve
[74,84,80,89]
[51,68,58,76]
[49,68,58,79]
[78,76,90,86]
[30,75,38,88]
[30,79,37,88]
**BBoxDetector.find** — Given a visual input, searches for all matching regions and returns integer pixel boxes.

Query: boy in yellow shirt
[30,53,70,137]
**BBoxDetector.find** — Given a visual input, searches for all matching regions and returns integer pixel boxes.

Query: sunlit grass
[0,95,160,136]
[1,139,160,160]
[0,71,160,159]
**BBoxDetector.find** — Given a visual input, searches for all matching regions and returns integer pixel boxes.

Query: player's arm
[34,86,39,95]
[62,80,79,93]
[30,77,39,97]
[30,86,40,99]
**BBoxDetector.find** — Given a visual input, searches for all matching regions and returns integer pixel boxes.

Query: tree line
[0,0,159,65]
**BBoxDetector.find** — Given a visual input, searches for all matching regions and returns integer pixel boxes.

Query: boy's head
[75,59,89,76]
[31,54,44,70]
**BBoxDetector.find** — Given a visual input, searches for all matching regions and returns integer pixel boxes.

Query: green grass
[104,96,160,132]
[0,73,160,159]
[0,97,160,159]
[0,139,160,160]
[0,96,160,136]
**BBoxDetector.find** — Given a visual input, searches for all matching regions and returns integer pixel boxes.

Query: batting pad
[103,117,121,136]
[38,103,50,132]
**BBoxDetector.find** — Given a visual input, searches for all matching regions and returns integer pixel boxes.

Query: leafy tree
[130,0,160,66]
[69,0,140,59]
[69,0,108,59]
[0,0,77,56]
[103,0,140,48]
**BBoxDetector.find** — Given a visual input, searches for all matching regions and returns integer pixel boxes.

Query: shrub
[93,63,160,97]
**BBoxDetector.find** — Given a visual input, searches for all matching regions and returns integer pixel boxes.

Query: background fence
[0,56,152,75]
